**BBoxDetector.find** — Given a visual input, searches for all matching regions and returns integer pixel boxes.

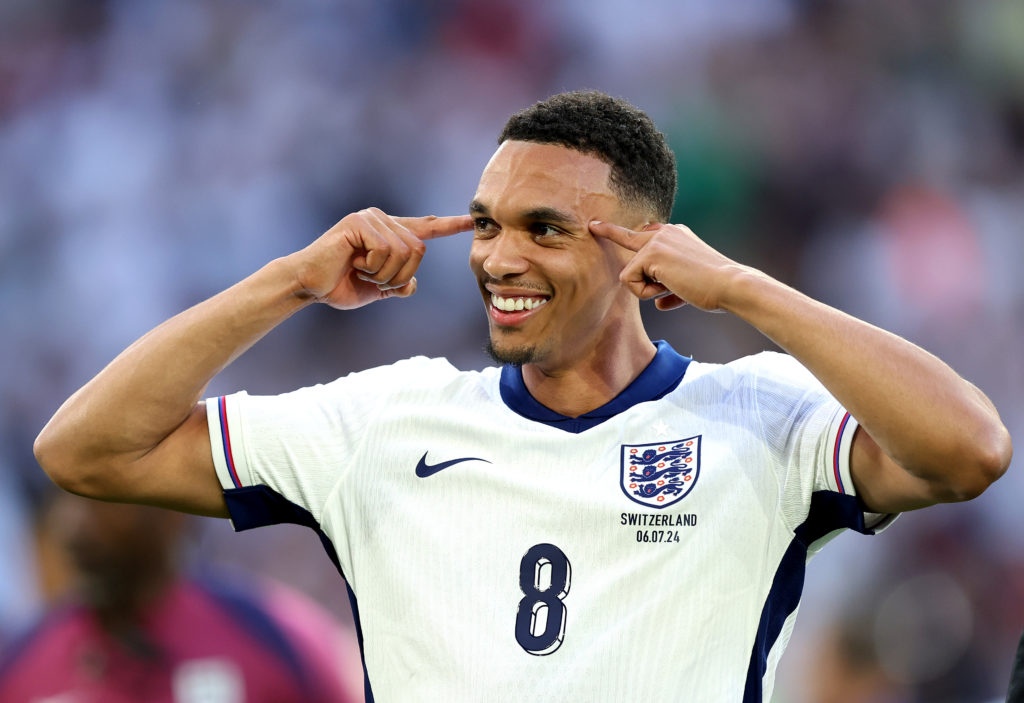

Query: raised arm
[34,209,473,517]
[590,220,1013,514]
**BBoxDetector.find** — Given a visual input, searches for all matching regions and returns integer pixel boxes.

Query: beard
[485,330,553,365]
[485,340,536,365]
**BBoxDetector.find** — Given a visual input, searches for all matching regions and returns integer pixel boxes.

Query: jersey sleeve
[745,352,896,540]
[206,359,430,531]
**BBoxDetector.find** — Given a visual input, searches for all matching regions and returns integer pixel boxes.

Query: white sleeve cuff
[206,393,252,490]
[826,407,898,533]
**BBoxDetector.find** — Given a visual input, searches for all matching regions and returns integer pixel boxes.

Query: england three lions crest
[621,436,701,509]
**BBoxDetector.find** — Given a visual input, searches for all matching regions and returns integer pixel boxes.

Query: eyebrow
[468,200,580,227]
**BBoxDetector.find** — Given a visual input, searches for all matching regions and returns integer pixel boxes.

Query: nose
[477,231,530,280]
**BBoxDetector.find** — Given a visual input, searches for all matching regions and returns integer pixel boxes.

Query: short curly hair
[498,90,677,222]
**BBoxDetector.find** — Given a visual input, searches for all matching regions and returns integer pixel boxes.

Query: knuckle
[392,238,410,256]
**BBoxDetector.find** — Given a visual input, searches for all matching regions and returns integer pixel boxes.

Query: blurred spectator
[807,617,906,703]
[792,511,1024,703]
[0,492,363,703]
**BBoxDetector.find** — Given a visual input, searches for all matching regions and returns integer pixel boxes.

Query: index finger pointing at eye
[393,215,475,241]
[588,220,651,252]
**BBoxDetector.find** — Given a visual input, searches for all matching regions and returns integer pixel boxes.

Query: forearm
[35,210,471,509]
[722,269,1012,490]
[35,257,312,482]
[589,219,1011,505]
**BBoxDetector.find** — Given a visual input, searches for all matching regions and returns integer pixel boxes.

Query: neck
[521,327,656,418]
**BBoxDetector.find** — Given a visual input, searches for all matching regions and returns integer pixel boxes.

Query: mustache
[478,277,550,293]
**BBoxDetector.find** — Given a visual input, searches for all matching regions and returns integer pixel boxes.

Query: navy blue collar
[498,340,691,434]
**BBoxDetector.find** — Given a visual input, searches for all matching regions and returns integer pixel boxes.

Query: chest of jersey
[327,397,790,700]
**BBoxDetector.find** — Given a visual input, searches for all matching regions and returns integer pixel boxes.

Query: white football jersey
[207,342,893,702]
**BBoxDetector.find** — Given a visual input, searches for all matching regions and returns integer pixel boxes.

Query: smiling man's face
[469,140,644,370]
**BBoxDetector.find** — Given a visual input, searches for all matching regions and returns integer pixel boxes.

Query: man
[34,91,1012,701]
[0,491,362,703]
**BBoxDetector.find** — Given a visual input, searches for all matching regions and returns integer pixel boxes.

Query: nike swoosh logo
[415,452,491,478]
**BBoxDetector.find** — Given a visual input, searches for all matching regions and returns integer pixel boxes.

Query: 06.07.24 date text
[635,530,680,543]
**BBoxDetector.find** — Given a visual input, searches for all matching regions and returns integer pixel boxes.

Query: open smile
[490,294,549,312]
[487,292,550,326]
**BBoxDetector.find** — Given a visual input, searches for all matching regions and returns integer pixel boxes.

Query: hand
[292,208,473,310]
[589,220,748,312]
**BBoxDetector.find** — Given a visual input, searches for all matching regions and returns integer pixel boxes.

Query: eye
[529,223,562,239]
[473,217,498,238]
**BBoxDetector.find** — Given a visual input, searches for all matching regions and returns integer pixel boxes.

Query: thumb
[382,276,418,299]
[653,293,686,311]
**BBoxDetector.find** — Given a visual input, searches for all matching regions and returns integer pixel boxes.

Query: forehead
[473,141,619,216]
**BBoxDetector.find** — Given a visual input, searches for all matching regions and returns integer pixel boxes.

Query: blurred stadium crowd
[1,0,1021,701]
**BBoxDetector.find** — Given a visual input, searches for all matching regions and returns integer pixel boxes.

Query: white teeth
[491,294,549,312]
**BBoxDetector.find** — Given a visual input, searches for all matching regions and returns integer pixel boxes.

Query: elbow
[34,424,103,498]
[972,424,1013,494]
[943,425,1013,503]
[34,425,78,493]
[978,424,1013,489]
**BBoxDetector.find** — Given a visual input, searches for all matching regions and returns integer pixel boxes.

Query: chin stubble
[484,339,538,366]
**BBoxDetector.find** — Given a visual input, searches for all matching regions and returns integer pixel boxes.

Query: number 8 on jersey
[515,543,571,655]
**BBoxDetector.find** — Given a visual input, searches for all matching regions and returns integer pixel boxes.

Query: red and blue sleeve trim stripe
[218,396,243,489]
[832,412,852,494]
